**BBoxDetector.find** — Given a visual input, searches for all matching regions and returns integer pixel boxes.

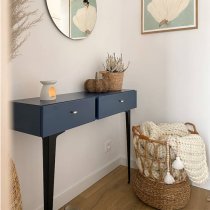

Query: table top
[13,90,134,106]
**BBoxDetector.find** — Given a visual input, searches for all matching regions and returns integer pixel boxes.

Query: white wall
[11,0,124,209]
[121,0,210,190]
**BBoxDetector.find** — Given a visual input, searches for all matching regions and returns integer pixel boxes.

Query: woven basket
[132,123,197,210]
[10,159,22,210]
[101,71,124,91]
[132,171,191,210]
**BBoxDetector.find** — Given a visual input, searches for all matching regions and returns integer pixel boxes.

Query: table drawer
[42,98,95,137]
[96,90,137,119]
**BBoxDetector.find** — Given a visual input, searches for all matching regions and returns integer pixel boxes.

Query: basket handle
[132,126,151,141]
[185,122,198,134]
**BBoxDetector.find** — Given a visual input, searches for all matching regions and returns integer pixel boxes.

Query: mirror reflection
[46,0,97,39]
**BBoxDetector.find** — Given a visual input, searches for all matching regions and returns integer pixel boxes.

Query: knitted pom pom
[172,157,184,170]
[164,172,175,184]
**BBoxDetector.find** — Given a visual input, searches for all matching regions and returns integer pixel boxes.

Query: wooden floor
[60,166,210,210]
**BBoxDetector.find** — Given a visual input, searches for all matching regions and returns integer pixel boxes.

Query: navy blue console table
[12,90,137,210]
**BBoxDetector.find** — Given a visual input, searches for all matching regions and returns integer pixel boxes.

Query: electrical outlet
[105,140,112,153]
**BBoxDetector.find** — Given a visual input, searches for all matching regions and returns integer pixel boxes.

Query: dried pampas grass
[10,0,43,60]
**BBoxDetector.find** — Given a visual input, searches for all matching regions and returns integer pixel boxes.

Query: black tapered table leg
[42,133,62,210]
[125,110,131,183]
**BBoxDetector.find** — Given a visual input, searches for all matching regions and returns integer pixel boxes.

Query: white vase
[40,81,57,101]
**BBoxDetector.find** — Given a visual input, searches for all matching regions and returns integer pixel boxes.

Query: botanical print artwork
[148,0,190,27]
[70,0,97,39]
[142,0,198,34]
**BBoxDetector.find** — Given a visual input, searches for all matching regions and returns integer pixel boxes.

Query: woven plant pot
[101,71,124,91]
[132,171,191,210]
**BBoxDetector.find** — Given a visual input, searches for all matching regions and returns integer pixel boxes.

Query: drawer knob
[119,100,125,103]
[70,111,78,114]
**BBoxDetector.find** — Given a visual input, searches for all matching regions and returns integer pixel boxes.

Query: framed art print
[142,0,198,34]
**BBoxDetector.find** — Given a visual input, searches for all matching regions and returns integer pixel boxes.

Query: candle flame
[49,87,56,97]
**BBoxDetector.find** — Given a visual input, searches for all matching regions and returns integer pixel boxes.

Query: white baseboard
[36,156,121,210]
[120,156,137,169]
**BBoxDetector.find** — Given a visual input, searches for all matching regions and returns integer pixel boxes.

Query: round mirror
[46,0,97,39]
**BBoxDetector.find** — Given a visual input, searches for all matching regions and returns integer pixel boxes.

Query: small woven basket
[132,123,197,210]
[101,71,124,91]
[10,159,22,210]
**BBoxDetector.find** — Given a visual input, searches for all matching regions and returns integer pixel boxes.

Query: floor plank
[60,166,210,210]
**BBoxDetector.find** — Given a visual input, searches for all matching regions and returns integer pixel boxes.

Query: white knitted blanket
[140,122,209,184]
[168,135,209,184]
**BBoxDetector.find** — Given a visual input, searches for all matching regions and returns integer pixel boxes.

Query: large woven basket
[132,123,197,210]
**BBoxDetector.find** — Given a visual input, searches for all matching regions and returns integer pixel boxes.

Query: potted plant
[102,53,130,91]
